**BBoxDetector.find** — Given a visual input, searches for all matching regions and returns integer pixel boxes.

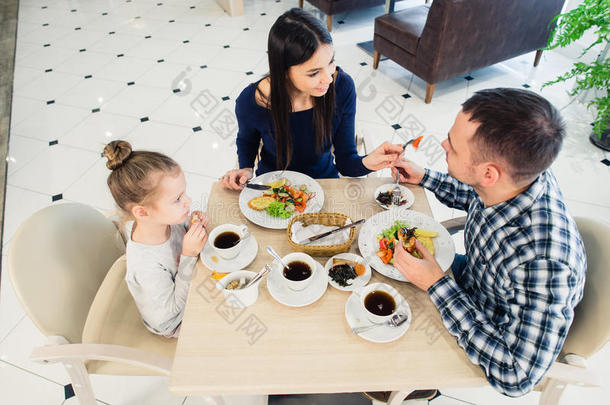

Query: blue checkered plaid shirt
[421,169,586,397]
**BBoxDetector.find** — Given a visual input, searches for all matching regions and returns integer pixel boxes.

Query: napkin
[290,218,352,246]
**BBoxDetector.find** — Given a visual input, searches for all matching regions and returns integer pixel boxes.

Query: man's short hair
[462,88,565,184]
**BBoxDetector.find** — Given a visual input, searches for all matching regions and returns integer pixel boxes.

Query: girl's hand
[182,221,208,257]
[189,211,209,228]
[220,168,253,190]
[362,142,404,171]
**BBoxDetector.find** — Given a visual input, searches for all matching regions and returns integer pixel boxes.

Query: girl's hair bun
[103,140,133,170]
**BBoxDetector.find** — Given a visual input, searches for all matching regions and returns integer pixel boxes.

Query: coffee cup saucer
[266,261,328,307]
[345,291,411,343]
[200,234,258,273]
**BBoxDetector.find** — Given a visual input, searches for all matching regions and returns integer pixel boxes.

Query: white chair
[7,203,223,405]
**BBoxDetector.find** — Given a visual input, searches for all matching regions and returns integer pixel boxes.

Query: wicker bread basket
[286,212,355,256]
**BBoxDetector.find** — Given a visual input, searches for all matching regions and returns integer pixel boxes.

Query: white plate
[358,209,455,282]
[345,287,411,343]
[324,253,371,291]
[238,170,324,229]
[373,184,415,210]
[266,261,328,307]
[200,233,258,273]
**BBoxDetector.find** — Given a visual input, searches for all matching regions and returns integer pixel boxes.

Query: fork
[391,138,418,206]
[351,312,409,334]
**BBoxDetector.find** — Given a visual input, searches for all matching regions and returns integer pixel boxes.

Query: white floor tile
[17,24,73,46]
[14,70,82,102]
[52,27,109,52]
[89,31,145,55]
[439,386,540,405]
[17,45,77,71]
[54,49,116,77]
[0,257,26,343]
[11,103,90,142]
[7,144,99,196]
[0,360,65,404]
[206,47,266,73]
[151,21,202,42]
[165,42,222,66]
[11,66,43,91]
[63,158,118,212]
[136,60,192,89]
[126,120,193,156]
[60,111,140,152]
[1,186,54,247]
[6,135,48,175]
[190,25,243,47]
[94,55,157,83]
[87,374,185,405]
[173,131,236,179]
[120,36,179,60]
[100,84,172,118]
[9,96,45,129]
[183,171,216,213]
[55,77,126,110]
[0,314,73,385]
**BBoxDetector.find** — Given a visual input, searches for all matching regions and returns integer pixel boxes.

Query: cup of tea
[356,283,398,324]
[208,224,249,260]
[279,252,317,291]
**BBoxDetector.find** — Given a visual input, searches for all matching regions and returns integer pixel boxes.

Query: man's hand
[391,158,426,185]
[182,221,208,257]
[393,240,445,291]
[362,142,404,171]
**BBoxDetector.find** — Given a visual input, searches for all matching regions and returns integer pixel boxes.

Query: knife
[245,182,271,190]
[298,219,366,245]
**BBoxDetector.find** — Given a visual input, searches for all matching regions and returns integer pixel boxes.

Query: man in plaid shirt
[392,88,586,397]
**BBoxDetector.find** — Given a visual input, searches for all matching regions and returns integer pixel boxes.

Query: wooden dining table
[169,177,487,404]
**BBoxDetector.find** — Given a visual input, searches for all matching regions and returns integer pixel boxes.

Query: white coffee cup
[208,224,249,260]
[279,252,317,291]
[355,283,399,324]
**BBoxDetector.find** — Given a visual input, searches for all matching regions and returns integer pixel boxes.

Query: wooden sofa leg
[425,83,435,104]
[298,0,303,8]
[327,15,332,32]
[534,49,543,67]
[373,51,380,69]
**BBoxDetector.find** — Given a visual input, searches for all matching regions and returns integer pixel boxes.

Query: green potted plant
[543,0,609,150]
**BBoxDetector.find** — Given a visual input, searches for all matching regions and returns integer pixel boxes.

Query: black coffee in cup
[283,261,312,281]
[213,231,240,249]
[364,290,396,316]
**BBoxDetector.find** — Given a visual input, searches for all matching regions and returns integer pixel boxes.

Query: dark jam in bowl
[283,261,312,281]
[364,290,396,316]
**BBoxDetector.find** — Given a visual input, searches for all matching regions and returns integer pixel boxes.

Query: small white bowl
[215,270,260,307]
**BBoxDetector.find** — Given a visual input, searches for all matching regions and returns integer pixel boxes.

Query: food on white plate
[247,183,315,219]
[376,221,438,265]
[329,258,366,287]
[247,196,276,211]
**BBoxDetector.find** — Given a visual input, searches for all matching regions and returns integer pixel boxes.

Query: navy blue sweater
[235,68,371,178]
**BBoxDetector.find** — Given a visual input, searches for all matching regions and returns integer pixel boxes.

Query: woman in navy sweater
[220,8,403,190]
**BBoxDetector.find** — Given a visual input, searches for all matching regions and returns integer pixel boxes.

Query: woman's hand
[391,158,426,185]
[220,168,253,190]
[362,142,404,171]
[182,221,208,257]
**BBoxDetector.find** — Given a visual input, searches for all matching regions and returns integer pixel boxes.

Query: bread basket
[286,212,355,256]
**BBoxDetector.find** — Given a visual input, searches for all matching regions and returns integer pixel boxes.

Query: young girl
[103,140,208,338]
[221,8,403,190]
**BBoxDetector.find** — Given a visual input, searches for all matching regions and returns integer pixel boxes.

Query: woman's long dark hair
[260,8,335,170]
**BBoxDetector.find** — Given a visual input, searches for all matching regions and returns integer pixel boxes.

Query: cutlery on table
[266,246,290,269]
[298,219,366,245]
[245,181,271,190]
[351,312,409,334]
[244,264,272,288]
